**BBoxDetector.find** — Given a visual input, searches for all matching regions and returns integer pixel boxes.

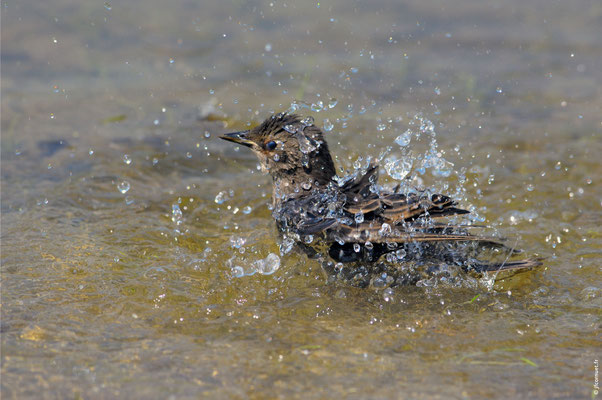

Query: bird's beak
[219,130,254,148]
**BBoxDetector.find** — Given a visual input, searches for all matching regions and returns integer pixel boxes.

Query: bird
[220,112,541,287]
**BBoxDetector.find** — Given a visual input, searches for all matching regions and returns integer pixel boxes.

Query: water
[2,0,601,398]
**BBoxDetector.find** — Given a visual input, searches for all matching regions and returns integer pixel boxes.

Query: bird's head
[220,113,336,188]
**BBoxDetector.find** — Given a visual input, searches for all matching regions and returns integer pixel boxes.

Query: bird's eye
[265,141,277,151]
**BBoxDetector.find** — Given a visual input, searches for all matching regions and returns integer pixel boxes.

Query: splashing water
[171,203,183,225]
[300,116,314,126]
[384,157,413,181]
[227,252,281,278]
[394,130,412,147]
[217,106,493,288]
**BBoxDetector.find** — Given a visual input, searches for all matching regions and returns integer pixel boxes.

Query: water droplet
[353,243,361,252]
[242,206,252,214]
[259,253,280,275]
[104,2,112,10]
[355,211,364,224]
[300,116,314,126]
[283,124,297,133]
[396,249,406,260]
[214,191,228,204]
[171,204,183,225]
[264,43,272,52]
[301,181,312,190]
[526,183,535,191]
[434,87,441,95]
[432,160,454,178]
[378,223,391,236]
[298,136,316,154]
[311,101,324,112]
[117,181,130,194]
[385,158,413,180]
[372,273,388,288]
[122,154,132,165]
[394,130,412,147]
[88,149,94,156]
[153,119,160,126]
[280,236,295,254]
[328,98,338,108]
[365,241,373,250]
[209,89,215,95]
[304,235,313,244]
[169,58,175,64]
[323,118,333,132]
[230,236,246,248]
[273,154,280,162]
[232,266,244,278]
[376,123,387,131]
[496,87,503,94]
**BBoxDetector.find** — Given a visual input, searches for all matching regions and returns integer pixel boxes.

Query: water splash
[227,253,281,278]
[394,130,412,147]
[171,203,183,225]
[300,116,314,126]
[384,157,412,181]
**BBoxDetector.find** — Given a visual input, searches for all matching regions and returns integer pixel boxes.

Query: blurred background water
[1,0,601,398]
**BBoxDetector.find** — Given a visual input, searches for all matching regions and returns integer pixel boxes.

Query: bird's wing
[345,191,469,223]
[340,164,469,222]
[279,165,471,239]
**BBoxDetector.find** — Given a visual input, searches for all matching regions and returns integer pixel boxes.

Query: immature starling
[220,113,540,286]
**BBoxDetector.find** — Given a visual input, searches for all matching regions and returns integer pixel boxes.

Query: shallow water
[2,0,601,398]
